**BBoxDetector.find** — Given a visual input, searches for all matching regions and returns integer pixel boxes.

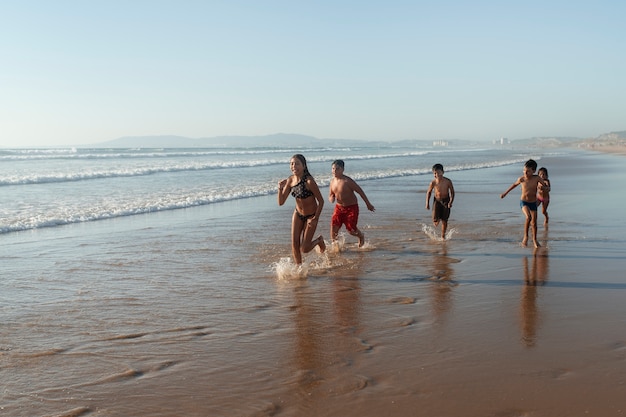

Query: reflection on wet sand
[291,283,325,414]
[427,243,458,324]
[333,263,362,338]
[520,246,550,347]
[289,254,365,415]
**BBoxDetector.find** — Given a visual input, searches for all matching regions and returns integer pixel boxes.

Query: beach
[1,148,625,417]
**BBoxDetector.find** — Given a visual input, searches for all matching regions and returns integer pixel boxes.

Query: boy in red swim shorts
[329,160,375,247]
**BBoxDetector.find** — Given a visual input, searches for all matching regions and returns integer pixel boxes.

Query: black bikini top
[291,173,314,199]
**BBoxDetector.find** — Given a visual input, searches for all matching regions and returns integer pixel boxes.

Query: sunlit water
[2,146,626,416]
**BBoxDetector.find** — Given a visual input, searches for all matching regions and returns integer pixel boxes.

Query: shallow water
[2,150,626,416]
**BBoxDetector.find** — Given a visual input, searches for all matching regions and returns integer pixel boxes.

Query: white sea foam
[0,156,528,187]
[0,145,547,235]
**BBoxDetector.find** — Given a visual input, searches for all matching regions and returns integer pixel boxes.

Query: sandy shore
[1,149,625,417]
[574,142,626,156]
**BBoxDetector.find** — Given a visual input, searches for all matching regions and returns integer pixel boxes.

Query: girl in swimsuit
[537,167,551,226]
[277,154,325,265]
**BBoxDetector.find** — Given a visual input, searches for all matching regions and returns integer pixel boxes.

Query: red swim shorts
[331,204,359,232]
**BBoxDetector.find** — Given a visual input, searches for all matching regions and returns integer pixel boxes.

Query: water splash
[420,223,457,241]
[330,232,375,252]
[271,238,349,279]
[272,257,309,280]
[330,234,347,253]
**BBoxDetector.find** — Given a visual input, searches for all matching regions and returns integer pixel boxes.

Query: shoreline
[2,149,626,417]
[574,142,626,156]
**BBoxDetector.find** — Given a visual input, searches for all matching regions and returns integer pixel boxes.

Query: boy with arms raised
[426,163,455,239]
[500,159,550,248]
[329,160,375,247]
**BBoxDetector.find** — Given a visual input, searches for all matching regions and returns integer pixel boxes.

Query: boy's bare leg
[521,207,531,247]
[357,230,365,247]
[441,221,448,239]
[350,229,365,247]
[531,212,540,248]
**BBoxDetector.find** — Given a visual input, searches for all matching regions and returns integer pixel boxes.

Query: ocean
[2,144,625,416]
[1,145,531,234]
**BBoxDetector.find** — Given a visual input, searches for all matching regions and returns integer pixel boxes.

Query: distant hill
[575,130,626,152]
[510,136,582,147]
[93,130,626,149]
[509,131,626,149]
[594,130,626,141]
[100,135,199,148]
[95,134,481,149]
[96,133,330,148]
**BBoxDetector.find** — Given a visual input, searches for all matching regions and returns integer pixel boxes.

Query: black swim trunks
[433,198,451,222]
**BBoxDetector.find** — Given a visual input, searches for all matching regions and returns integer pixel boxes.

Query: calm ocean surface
[2,144,626,417]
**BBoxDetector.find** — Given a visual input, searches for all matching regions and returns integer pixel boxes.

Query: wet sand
[1,150,625,417]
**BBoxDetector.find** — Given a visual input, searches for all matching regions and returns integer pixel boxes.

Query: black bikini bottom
[295,210,315,222]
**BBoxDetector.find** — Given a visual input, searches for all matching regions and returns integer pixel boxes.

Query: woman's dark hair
[292,154,311,177]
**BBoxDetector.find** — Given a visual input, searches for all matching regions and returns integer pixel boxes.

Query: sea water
[1,145,532,234]
[3,144,626,417]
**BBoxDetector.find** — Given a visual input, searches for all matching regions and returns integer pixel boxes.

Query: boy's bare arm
[501,177,521,199]
[426,181,434,209]
[352,181,375,211]
[448,180,455,206]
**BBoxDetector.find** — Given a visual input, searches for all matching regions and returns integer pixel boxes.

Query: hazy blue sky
[2,1,625,147]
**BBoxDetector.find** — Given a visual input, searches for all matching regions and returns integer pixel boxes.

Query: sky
[1,0,625,147]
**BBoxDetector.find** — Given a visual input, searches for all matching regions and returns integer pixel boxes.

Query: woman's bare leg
[291,212,304,264]
[301,218,325,254]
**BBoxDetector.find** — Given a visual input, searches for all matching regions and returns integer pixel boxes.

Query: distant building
[432,140,449,147]
[493,137,510,145]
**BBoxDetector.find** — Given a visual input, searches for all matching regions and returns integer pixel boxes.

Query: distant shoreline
[579,143,626,156]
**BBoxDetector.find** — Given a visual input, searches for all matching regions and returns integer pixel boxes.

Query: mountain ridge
[90,131,626,149]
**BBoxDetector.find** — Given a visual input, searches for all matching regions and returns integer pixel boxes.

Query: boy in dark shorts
[426,163,455,239]
[329,160,375,247]
[500,159,550,248]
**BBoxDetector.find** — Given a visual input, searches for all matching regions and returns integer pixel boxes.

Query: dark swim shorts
[520,200,538,211]
[433,198,451,222]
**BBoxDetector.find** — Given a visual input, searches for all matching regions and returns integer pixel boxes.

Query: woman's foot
[317,236,326,253]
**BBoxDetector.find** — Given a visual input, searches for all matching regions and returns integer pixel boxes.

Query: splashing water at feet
[420,223,457,241]
[357,240,375,251]
[272,257,309,280]
[330,232,375,252]
[330,233,347,253]
[271,242,335,279]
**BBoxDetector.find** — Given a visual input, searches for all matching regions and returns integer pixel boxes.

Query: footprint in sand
[386,296,417,304]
